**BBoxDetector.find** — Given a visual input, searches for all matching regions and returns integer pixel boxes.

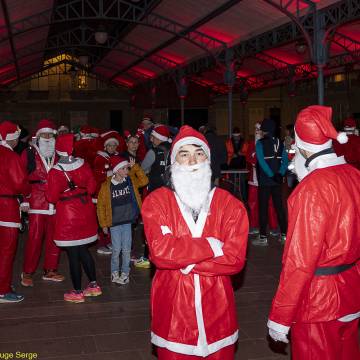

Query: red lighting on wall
[0,76,17,85]
[198,27,237,44]
[113,77,134,88]
[0,64,15,76]
[132,66,156,78]
[156,51,185,64]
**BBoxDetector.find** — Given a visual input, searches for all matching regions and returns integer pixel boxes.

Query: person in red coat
[20,119,64,287]
[0,121,29,303]
[267,106,360,360]
[333,117,360,169]
[73,125,99,167]
[47,134,101,303]
[142,125,249,359]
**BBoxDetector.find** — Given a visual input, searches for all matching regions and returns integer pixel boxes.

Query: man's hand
[267,320,290,344]
[129,158,136,168]
[268,328,289,343]
[20,202,29,212]
[102,227,109,235]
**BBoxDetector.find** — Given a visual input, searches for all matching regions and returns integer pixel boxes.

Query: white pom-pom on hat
[336,132,348,144]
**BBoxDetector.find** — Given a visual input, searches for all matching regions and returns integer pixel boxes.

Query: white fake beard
[171,160,212,213]
[38,137,55,158]
[291,147,309,182]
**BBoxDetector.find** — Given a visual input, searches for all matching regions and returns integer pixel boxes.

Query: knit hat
[56,134,74,156]
[295,105,348,152]
[0,121,20,143]
[36,119,57,137]
[260,118,276,135]
[170,125,210,164]
[110,155,129,173]
[151,125,171,143]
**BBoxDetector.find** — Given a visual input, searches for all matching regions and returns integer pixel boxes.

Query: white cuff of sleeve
[20,202,29,207]
[206,237,224,258]
[267,319,290,335]
[180,264,195,274]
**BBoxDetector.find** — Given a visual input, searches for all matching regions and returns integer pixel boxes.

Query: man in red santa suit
[333,117,360,170]
[73,125,100,167]
[20,119,64,287]
[93,131,124,255]
[142,125,249,359]
[0,121,29,303]
[267,105,360,360]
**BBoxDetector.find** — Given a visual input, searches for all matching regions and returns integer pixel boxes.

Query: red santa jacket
[333,134,360,170]
[0,144,28,227]
[20,145,56,215]
[269,156,360,326]
[74,138,98,168]
[46,158,98,247]
[142,187,248,357]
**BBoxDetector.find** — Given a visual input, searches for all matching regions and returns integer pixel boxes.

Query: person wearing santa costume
[142,125,249,359]
[73,125,100,167]
[57,125,69,136]
[267,105,360,360]
[0,121,28,303]
[20,119,64,287]
[333,117,360,170]
[93,130,125,255]
[245,123,279,236]
[46,134,101,303]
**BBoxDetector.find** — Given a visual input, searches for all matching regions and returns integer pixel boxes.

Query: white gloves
[267,320,290,344]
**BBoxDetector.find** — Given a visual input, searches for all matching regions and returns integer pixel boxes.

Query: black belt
[0,194,19,199]
[60,192,88,202]
[315,262,356,276]
[29,180,46,184]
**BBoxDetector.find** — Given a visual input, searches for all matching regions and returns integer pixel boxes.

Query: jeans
[110,223,132,275]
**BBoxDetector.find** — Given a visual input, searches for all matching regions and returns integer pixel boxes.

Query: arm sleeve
[141,193,217,269]
[141,149,155,173]
[269,187,327,326]
[279,147,289,176]
[96,185,108,228]
[11,155,29,196]
[192,197,249,276]
[84,164,97,195]
[256,141,274,177]
[46,170,61,204]
[130,164,149,188]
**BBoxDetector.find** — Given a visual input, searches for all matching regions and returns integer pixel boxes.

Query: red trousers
[248,185,277,229]
[23,214,60,273]
[292,318,360,360]
[0,226,18,294]
[157,345,235,360]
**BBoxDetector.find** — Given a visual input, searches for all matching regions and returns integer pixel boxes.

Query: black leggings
[64,245,96,291]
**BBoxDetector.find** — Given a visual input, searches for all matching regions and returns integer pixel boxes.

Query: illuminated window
[333,74,345,83]
[77,73,88,89]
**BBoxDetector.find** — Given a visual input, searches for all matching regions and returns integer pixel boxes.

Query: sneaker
[21,272,33,287]
[0,292,24,303]
[42,270,65,282]
[111,271,121,284]
[83,282,102,297]
[249,228,259,235]
[97,246,112,255]
[118,272,130,285]
[134,257,151,269]
[279,233,286,245]
[252,235,269,246]
[107,243,112,251]
[64,290,85,303]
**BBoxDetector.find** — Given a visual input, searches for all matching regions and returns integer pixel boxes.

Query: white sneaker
[252,236,269,246]
[118,272,129,285]
[111,271,121,283]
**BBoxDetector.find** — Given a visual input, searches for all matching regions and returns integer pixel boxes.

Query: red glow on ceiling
[113,77,134,87]
[132,66,156,78]
[263,49,303,65]
[0,64,15,75]
[198,27,237,44]
[237,70,252,78]
[156,51,186,64]
[0,76,16,85]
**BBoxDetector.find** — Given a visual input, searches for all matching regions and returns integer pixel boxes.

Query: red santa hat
[110,155,129,173]
[58,125,69,133]
[295,105,348,153]
[151,125,171,143]
[56,134,74,157]
[0,121,20,142]
[170,125,210,164]
[36,119,57,137]
[80,126,99,139]
[142,116,153,125]
[343,117,356,130]
[123,130,139,141]
[100,130,123,148]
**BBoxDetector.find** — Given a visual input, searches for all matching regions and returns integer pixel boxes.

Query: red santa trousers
[157,345,235,360]
[23,214,60,273]
[0,227,18,294]
[248,185,278,230]
[291,318,360,360]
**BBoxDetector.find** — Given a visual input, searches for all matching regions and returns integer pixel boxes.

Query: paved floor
[0,229,295,360]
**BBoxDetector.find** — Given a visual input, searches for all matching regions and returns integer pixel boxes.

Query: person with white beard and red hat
[141,125,249,359]
[46,134,101,303]
[20,119,64,287]
[267,105,360,360]
[333,117,360,170]
[0,121,29,303]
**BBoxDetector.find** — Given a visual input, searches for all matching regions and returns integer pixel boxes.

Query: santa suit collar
[0,142,13,151]
[33,144,55,173]
[307,151,346,174]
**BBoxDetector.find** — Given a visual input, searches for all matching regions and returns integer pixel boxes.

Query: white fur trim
[92,198,97,204]
[28,205,56,215]
[56,150,69,157]
[0,221,21,228]
[151,129,169,142]
[338,312,360,322]
[54,234,98,247]
[206,237,224,258]
[100,131,116,138]
[36,128,56,137]
[53,158,84,171]
[113,160,129,173]
[307,153,346,173]
[336,132,348,144]
[160,225,172,235]
[151,330,238,356]
[5,131,20,141]
[97,150,110,159]
[267,320,290,335]
[295,130,332,152]
[104,138,119,147]
[171,136,210,164]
